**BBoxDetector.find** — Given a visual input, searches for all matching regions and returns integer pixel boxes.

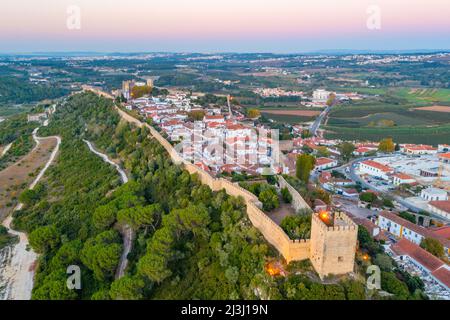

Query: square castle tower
[310,212,358,278]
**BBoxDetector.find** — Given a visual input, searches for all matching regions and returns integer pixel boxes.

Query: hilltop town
[1,51,449,301]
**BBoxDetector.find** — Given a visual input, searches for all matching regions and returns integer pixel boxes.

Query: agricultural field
[324,124,450,145]
[260,108,319,124]
[413,106,450,113]
[324,87,450,144]
[393,88,450,105]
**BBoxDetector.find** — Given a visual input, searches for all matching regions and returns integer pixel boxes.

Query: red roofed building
[439,153,450,164]
[378,211,450,258]
[203,115,225,123]
[431,267,450,291]
[428,200,450,220]
[389,239,450,291]
[392,173,416,186]
[402,144,438,155]
[359,160,394,180]
[314,157,338,171]
[431,226,450,240]
[353,147,376,156]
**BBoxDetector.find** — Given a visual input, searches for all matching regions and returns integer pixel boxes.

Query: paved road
[309,105,331,136]
[347,156,425,213]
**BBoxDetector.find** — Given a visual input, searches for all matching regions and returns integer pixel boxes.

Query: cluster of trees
[187,110,206,121]
[338,142,355,162]
[194,93,228,107]
[420,238,445,259]
[0,76,69,104]
[131,85,152,99]
[283,175,330,208]
[0,113,37,169]
[246,108,261,119]
[239,182,279,211]
[280,213,311,240]
[296,154,316,184]
[279,274,366,300]
[378,138,395,153]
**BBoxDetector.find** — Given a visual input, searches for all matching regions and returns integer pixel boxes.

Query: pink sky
[1,0,449,52]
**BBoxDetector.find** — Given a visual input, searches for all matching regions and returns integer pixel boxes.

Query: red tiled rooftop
[392,173,415,180]
[403,144,437,151]
[361,160,393,172]
[431,267,450,289]
[431,226,450,239]
[429,200,450,214]
[391,239,444,272]
[439,153,450,160]
[315,157,335,166]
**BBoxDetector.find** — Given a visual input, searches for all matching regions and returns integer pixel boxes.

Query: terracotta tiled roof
[429,200,450,214]
[431,267,450,289]
[355,147,372,153]
[315,157,335,166]
[361,160,393,173]
[392,173,415,180]
[391,239,444,272]
[439,153,450,159]
[404,144,437,151]
[431,226,450,239]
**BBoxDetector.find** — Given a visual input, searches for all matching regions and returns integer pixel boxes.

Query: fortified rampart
[278,175,311,213]
[85,93,357,278]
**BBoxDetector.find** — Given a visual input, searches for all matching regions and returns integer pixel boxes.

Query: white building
[421,188,448,202]
[392,173,416,186]
[402,144,438,155]
[428,201,450,220]
[359,160,394,180]
[378,211,450,258]
[312,89,332,103]
[314,157,338,171]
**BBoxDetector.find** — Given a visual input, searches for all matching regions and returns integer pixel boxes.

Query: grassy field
[393,88,450,105]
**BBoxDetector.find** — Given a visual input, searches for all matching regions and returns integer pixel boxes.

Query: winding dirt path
[0,127,61,300]
[0,143,12,158]
[82,139,131,279]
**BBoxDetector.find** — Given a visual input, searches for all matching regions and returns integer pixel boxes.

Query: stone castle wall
[106,98,357,277]
[278,175,311,213]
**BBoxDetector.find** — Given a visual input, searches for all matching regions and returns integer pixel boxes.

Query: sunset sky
[1,0,449,52]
